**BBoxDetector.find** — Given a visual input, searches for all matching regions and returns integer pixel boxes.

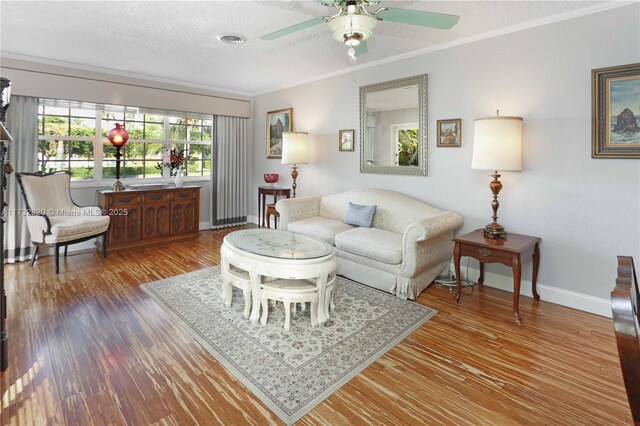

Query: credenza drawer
[110,194,142,206]
[174,190,196,200]
[144,192,170,203]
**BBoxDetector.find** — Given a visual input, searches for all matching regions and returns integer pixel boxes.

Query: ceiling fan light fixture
[343,33,362,46]
[347,46,357,62]
[328,13,376,44]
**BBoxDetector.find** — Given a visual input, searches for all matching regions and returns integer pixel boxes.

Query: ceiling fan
[261,0,459,62]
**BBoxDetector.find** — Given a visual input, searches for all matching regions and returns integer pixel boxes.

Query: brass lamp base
[290,164,298,198]
[483,222,507,239]
[483,170,507,239]
[112,180,125,191]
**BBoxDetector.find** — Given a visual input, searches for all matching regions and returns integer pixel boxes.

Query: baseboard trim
[452,264,612,318]
[199,221,211,230]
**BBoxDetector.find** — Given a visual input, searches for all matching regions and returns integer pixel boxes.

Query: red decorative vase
[263,173,279,184]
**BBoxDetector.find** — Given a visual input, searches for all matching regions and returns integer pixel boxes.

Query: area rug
[141,266,436,425]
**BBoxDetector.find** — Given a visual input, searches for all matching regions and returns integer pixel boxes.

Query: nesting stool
[260,274,336,331]
[260,279,319,331]
[220,265,252,319]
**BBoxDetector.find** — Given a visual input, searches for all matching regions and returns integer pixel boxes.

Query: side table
[453,230,541,324]
[258,186,291,228]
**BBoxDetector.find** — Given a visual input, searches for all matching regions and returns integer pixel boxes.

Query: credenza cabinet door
[171,190,199,235]
[107,194,142,246]
[142,203,171,239]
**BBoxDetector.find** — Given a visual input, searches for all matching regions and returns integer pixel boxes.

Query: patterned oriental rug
[141,266,436,425]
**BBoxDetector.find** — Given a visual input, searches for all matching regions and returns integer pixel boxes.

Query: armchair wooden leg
[64,246,68,257]
[101,232,107,258]
[30,245,39,267]
[55,244,60,274]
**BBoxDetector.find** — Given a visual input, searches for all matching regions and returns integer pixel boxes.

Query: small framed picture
[339,129,355,151]
[266,108,293,159]
[592,63,640,158]
[437,119,462,148]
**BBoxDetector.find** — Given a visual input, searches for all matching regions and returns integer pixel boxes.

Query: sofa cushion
[335,227,403,265]
[288,217,355,245]
[343,202,377,227]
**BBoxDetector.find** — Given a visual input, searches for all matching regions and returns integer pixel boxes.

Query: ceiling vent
[217,35,245,45]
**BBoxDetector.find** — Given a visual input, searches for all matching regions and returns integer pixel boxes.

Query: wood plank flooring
[0,227,633,425]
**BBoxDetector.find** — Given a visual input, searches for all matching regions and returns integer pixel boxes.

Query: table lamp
[471,111,523,238]
[281,132,308,198]
[108,123,129,191]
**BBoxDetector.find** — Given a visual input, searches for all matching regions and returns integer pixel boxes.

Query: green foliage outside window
[39,103,213,181]
[398,129,418,166]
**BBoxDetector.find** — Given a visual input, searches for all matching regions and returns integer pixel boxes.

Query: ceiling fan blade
[355,40,368,56]
[378,8,459,30]
[261,17,326,41]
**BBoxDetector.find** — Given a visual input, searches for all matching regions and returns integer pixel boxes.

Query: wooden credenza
[97,185,201,252]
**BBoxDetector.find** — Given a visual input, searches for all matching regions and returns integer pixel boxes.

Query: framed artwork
[266,108,293,159]
[436,119,462,148]
[592,63,640,158]
[339,129,355,151]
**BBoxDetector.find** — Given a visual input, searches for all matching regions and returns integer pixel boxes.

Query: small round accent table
[220,229,336,325]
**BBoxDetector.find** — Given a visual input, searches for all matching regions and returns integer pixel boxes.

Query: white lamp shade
[281,132,308,165]
[471,116,523,171]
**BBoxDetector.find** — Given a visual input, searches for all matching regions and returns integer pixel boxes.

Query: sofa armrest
[276,196,321,231]
[400,212,464,277]
[406,212,464,243]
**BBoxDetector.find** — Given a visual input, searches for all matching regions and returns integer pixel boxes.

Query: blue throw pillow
[343,202,377,228]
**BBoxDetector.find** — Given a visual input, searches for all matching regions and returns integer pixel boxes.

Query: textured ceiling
[0,1,609,95]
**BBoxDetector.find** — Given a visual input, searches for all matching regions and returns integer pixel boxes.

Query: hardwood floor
[0,227,632,425]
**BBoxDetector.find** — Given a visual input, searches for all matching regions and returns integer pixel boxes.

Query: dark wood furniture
[453,230,541,324]
[258,186,290,228]
[612,256,640,425]
[265,203,279,229]
[97,185,200,252]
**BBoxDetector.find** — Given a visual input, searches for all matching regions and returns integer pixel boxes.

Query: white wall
[251,4,640,307]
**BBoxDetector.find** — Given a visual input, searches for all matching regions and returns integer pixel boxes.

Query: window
[168,116,212,177]
[37,99,213,183]
[38,105,96,180]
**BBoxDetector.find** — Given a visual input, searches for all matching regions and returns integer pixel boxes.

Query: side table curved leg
[512,253,522,325]
[454,242,462,302]
[532,243,541,301]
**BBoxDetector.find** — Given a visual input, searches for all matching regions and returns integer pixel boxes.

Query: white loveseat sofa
[276,188,463,299]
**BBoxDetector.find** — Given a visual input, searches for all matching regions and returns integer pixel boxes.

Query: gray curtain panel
[4,96,38,263]
[211,115,248,228]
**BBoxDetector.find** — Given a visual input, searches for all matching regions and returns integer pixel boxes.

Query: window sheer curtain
[4,96,38,263]
[211,115,248,228]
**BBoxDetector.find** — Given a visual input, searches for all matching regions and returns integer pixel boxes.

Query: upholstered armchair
[15,171,110,273]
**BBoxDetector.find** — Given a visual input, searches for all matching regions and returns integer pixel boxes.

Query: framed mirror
[359,74,427,176]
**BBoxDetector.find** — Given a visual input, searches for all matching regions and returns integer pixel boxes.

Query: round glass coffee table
[220,229,336,324]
